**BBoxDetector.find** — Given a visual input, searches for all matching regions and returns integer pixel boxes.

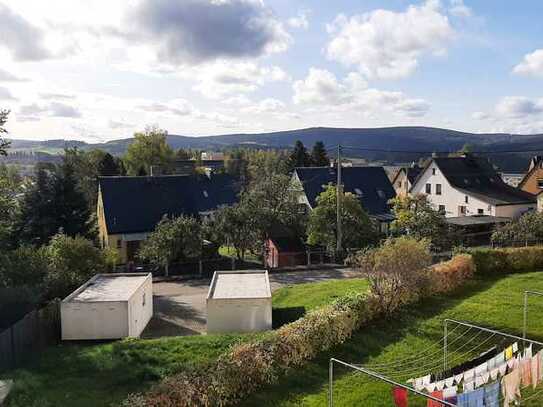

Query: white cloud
[293,68,429,117]
[192,61,288,98]
[449,0,472,18]
[288,9,310,30]
[472,111,489,120]
[242,98,286,114]
[0,68,27,82]
[326,1,454,79]
[513,49,543,78]
[0,86,17,101]
[137,99,193,117]
[495,96,543,118]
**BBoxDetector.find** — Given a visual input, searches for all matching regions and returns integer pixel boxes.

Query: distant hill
[7,126,543,172]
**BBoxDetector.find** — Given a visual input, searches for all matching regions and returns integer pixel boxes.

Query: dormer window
[203,190,209,198]
[377,190,385,199]
[432,168,436,175]
[354,188,363,197]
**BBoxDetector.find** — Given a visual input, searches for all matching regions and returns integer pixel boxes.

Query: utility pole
[336,145,342,255]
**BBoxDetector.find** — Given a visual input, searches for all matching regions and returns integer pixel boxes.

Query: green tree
[15,161,94,246]
[138,215,202,276]
[288,140,312,170]
[124,127,175,175]
[0,109,10,156]
[98,152,124,176]
[45,233,108,299]
[0,168,18,249]
[211,204,257,260]
[491,211,543,245]
[390,194,456,251]
[307,184,377,252]
[311,141,329,167]
[241,173,305,253]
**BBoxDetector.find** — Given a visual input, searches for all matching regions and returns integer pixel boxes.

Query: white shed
[207,270,272,334]
[61,273,153,340]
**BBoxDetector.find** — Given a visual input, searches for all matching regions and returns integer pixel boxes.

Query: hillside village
[4,1,543,406]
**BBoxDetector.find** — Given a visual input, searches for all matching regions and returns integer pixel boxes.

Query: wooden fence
[0,300,61,371]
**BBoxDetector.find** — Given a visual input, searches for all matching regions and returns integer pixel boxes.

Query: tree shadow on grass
[240,275,505,406]
[272,307,307,329]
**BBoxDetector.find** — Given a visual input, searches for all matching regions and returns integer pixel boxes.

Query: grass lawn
[218,246,261,263]
[2,277,361,407]
[241,272,543,407]
[1,334,259,407]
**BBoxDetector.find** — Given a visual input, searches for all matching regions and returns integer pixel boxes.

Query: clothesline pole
[328,358,456,407]
[523,290,543,345]
[444,322,448,371]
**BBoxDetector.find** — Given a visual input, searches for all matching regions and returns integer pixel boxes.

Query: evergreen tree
[0,109,9,156]
[15,161,93,246]
[311,141,330,167]
[98,153,122,176]
[288,140,312,170]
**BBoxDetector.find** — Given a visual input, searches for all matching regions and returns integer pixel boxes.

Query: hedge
[123,255,476,407]
[466,246,543,275]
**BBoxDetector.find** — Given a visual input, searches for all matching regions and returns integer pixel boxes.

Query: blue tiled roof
[294,166,396,216]
[99,174,240,234]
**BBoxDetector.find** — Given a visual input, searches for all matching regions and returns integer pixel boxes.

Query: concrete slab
[0,380,13,406]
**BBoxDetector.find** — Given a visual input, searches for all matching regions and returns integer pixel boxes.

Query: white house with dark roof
[410,155,536,220]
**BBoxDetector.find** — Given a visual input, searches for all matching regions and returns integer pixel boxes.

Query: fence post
[307,251,311,268]
[231,257,236,270]
[199,260,203,277]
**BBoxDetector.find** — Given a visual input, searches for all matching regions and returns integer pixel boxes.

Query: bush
[468,246,543,274]
[430,254,475,294]
[350,237,432,314]
[123,253,478,407]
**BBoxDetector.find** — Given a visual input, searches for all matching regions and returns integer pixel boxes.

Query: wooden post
[231,257,236,270]
[307,251,311,268]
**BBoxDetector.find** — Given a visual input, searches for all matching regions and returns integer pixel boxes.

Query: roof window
[203,190,209,198]
[354,188,363,197]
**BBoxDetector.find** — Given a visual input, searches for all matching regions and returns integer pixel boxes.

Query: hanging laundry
[463,368,475,383]
[475,371,489,388]
[435,380,445,391]
[425,383,436,393]
[463,380,475,392]
[456,392,468,407]
[490,365,500,380]
[427,390,443,407]
[539,350,543,381]
[392,387,408,407]
[443,385,457,404]
[494,351,505,366]
[521,357,532,388]
[512,342,518,353]
[444,377,455,388]
[445,347,498,378]
[483,381,500,407]
[454,373,464,385]
[474,362,487,376]
[498,362,508,376]
[507,355,519,370]
[524,343,532,359]
[466,388,484,407]
[502,368,521,407]
[505,345,513,360]
[531,355,539,389]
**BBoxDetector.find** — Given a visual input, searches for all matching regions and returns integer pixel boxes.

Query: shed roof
[99,174,240,234]
[294,166,396,216]
[64,273,151,302]
[208,270,271,300]
[446,215,512,226]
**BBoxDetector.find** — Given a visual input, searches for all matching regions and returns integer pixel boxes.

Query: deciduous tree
[307,184,377,252]
[138,215,202,276]
[124,127,175,175]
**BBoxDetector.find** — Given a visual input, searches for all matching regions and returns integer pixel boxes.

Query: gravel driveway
[141,268,357,338]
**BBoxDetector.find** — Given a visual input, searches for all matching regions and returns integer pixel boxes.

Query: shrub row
[123,255,475,407]
[466,246,543,275]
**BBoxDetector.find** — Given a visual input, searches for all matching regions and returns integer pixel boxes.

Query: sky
[1,0,543,142]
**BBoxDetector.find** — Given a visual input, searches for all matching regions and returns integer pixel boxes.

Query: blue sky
[1,0,543,142]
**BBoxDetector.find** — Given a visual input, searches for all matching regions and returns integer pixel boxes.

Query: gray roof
[446,215,512,226]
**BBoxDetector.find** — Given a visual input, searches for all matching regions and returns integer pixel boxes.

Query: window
[377,189,386,199]
[538,179,543,189]
[465,195,469,204]
[438,205,446,214]
[354,188,363,197]
[478,209,484,215]
[142,292,146,307]
[116,240,122,249]
[432,168,436,175]
[425,183,431,194]
[436,184,442,195]
[203,190,209,198]
[398,181,402,188]
[459,206,467,215]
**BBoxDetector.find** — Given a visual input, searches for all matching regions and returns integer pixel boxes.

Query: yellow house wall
[97,187,127,264]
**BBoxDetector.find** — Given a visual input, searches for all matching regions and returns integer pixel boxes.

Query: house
[500,172,525,188]
[409,155,536,220]
[291,166,397,233]
[391,164,423,196]
[97,173,240,264]
[519,156,543,195]
[265,235,306,269]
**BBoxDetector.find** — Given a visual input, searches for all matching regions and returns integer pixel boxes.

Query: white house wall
[207,297,272,334]
[411,163,496,217]
[495,203,535,218]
